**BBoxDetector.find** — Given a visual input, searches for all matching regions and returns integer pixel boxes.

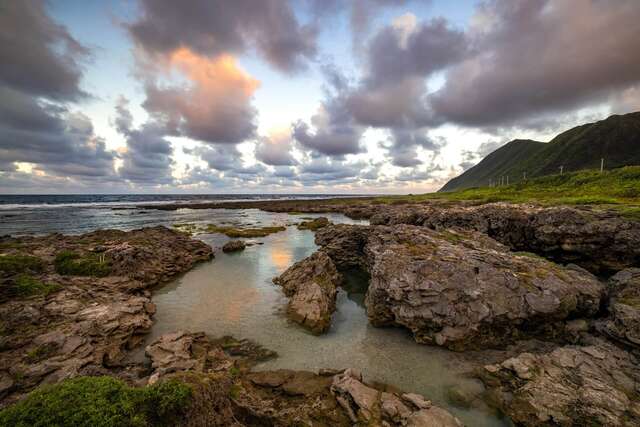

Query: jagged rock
[597,268,640,350]
[317,224,604,350]
[367,203,640,274]
[222,240,246,253]
[146,331,203,375]
[0,227,212,405]
[297,216,330,230]
[330,370,463,426]
[480,338,640,426]
[273,251,342,334]
[315,224,369,270]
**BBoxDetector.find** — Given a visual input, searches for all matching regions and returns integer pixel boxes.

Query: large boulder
[273,251,342,334]
[318,224,605,350]
[480,338,640,426]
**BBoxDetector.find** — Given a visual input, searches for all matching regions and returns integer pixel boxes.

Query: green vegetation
[13,274,60,297]
[0,376,192,427]
[364,167,640,219]
[441,111,640,191]
[205,224,286,238]
[0,255,44,276]
[25,343,58,363]
[54,250,111,277]
[297,217,329,231]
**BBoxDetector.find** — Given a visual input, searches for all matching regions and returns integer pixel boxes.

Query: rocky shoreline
[0,224,465,426]
[2,199,640,426]
[268,200,640,425]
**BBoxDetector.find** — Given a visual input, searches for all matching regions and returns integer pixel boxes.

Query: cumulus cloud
[385,129,440,168]
[114,98,174,184]
[292,66,364,156]
[0,1,89,101]
[143,49,259,144]
[129,0,317,73]
[430,0,640,126]
[0,2,115,182]
[255,130,297,166]
[191,144,243,172]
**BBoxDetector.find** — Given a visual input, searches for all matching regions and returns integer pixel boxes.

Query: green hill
[440,111,640,192]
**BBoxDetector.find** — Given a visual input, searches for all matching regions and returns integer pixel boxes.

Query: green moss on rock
[0,376,192,427]
[54,251,111,277]
[0,255,44,276]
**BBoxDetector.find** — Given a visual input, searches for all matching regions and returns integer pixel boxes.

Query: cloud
[292,66,364,156]
[256,130,297,166]
[143,49,259,144]
[385,129,440,167]
[0,1,89,101]
[129,0,317,73]
[364,15,467,88]
[430,0,640,126]
[192,144,243,172]
[114,98,174,184]
[341,15,466,129]
[0,86,116,179]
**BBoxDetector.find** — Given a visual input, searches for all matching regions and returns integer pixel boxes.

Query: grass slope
[441,111,640,191]
[380,167,640,219]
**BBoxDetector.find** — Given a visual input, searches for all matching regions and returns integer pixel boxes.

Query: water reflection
[149,211,510,427]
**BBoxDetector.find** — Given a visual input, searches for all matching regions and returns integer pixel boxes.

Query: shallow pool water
[148,211,511,427]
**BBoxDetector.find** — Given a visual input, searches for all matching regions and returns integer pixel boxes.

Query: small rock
[222,240,246,253]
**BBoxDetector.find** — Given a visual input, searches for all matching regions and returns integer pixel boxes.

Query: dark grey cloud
[0,1,88,101]
[385,129,440,168]
[0,1,119,184]
[292,66,364,156]
[343,15,466,129]
[115,98,174,184]
[297,158,364,183]
[129,0,316,73]
[364,16,466,88]
[0,86,116,178]
[430,0,640,126]
[191,145,243,172]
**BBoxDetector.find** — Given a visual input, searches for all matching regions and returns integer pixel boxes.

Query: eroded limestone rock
[273,251,342,334]
[317,224,604,350]
[480,338,640,426]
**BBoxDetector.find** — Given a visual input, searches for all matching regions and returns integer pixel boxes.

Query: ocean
[0,194,352,236]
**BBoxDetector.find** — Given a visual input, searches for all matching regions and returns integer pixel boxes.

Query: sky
[1,0,639,194]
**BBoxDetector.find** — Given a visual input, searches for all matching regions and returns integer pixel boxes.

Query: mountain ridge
[440,111,640,192]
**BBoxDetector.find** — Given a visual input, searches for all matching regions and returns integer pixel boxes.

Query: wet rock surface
[222,240,246,253]
[0,226,212,406]
[480,337,640,426]
[317,223,604,350]
[273,251,342,334]
[145,331,463,427]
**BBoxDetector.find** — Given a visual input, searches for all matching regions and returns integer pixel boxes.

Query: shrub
[0,255,44,276]
[0,376,192,427]
[54,251,111,277]
[14,274,60,297]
